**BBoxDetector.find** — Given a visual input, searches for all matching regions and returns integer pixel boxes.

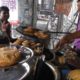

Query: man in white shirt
[51,0,78,49]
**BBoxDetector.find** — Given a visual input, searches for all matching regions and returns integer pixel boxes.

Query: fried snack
[13,38,24,45]
[67,69,80,80]
[23,27,34,35]
[34,31,49,39]
[22,40,30,47]
[30,42,41,48]
[58,56,65,64]
[34,47,42,55]
[64,50,80,68]
[30,41,37,48]
[0,47,21,68]
[0,44,6,48]
[35,43,41,46]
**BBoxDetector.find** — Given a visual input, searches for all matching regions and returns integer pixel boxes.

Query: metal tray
[16,26,49,41]
[12,45,34,64]
[16,26,37,38]
[0,62,30,80]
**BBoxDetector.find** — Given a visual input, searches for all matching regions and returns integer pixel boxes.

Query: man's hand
[54,35,69,51]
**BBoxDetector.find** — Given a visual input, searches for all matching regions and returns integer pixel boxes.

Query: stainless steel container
[0,46,34,80]
[0,62,30,80]
[33,59,60,80]
[36,19,48,31]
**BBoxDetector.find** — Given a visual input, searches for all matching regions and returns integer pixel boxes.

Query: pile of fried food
[23,27,49,39]
[13,38,43,55]
[57,49,80,68]
[0,47,21,68]
[58,49,78,65]
[67,69,80,80]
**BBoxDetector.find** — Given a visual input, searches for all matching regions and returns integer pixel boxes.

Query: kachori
[0,47,21,68]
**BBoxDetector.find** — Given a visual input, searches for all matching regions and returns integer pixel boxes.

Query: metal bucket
[33,59,60,80]
[43,48,55,61]
[36,19,48,31]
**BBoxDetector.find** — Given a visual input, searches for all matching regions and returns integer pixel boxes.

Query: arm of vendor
[54,31,80,51]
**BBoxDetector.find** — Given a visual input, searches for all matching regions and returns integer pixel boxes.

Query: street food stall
[0,0,80,80]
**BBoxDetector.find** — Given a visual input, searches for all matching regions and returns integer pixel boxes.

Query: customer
[0,6,11,44]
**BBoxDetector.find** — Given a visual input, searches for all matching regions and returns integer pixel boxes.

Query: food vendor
[52,0,77,49]
[54,0,80,68]
[55,0,80,55]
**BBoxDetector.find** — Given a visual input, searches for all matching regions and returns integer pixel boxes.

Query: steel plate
[0,45,34,69]
[0,62,30,80]
[18,46,34,64]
